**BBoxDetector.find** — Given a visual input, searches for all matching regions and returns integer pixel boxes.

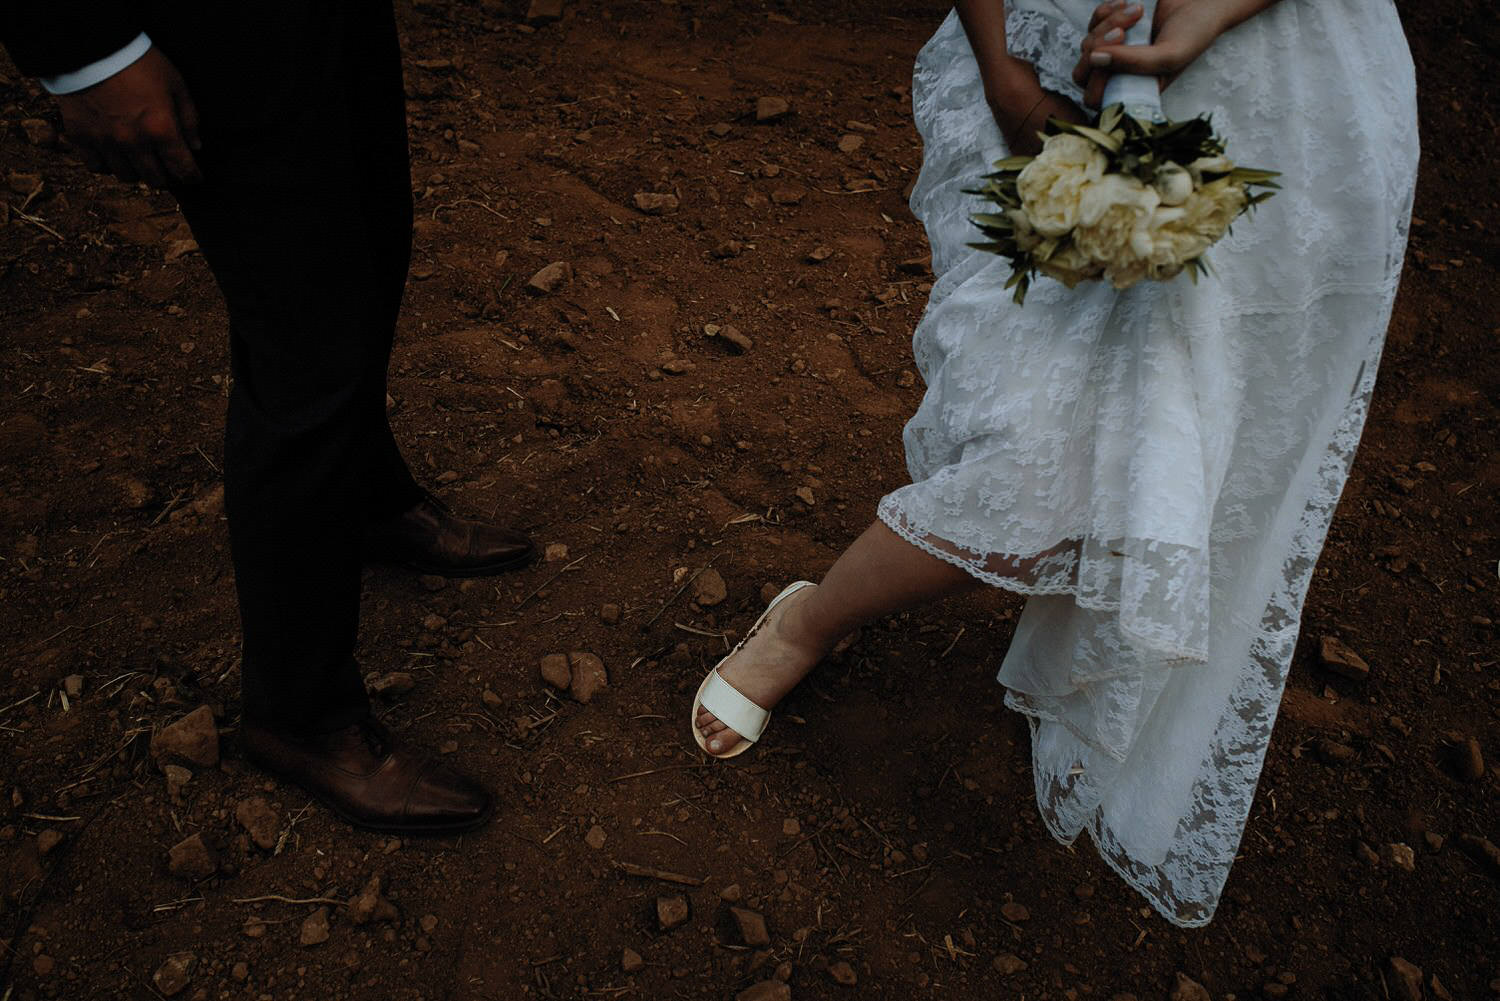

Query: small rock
[32,953,54,976]
[898,255,932,276]
[731,906,771,946]
[1423,831,1444,852]
[770,187,805,206]
[422,613,448,631]
[1319,636,1370,681]
[712,240,744,259]
[231,962,249,982]
[1457,737,1485,781]
[993,953,1027,975]
[794,486,815,506]
[420,913,439,933]
[1385,843,1416,872]
[167,833,217,880]
[828,960,857,986]
[656,894,689,930]
[568,651,608,704]
[525,0,565,23]
[622,947,644,972]
[1000,901,1030,922]
[719,883,743,902]
[1430,974,1453,1001]
[62,675,84,698]
[1171,972,1212,1001]
[782,817,801,836]
[235,797,280,853]
[755,96,790,121]
[242,918,267,938]
[585,824,607,850]
[36,829,63,856]
[482,689,504,710]
[709,122,734,137]
[1355,841,1381,866]
[1317,739,1357,765]
[152,953,195,997]
[633,192,680,215]
[300,906,331,946]
[544,542,570,562]
[600,603,622,625]
[737,982,791,1001]
[719,325,753,353]
[150,706,220,769]
[692,568,728,607]
[163,764,192,800]
[347,874,399,925]
[660,358,696,375]
[1458,833,1500,877]
[526,261,573,295]
[1388,957,1422,1001]
[806,245,833,263]
[836,134,864,154]
[369,671,415,697]
[540,653,572,689]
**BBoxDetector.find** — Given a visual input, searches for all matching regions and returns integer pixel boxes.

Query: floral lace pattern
[881,1,1418,926]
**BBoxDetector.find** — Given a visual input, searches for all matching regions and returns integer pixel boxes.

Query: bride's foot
[696,584,822,755]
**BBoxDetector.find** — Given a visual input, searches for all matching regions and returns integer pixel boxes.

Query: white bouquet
[969,7,1277,304]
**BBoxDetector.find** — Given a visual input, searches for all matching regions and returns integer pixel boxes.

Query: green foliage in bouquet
[967,104,1280,305]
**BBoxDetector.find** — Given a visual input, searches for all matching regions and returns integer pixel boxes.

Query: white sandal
[691,580,816,759]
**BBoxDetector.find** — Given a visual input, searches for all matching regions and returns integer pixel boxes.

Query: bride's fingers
[1073,3,1144,86]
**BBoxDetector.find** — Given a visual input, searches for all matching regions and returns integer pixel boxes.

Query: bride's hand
[1071,0,1247,109]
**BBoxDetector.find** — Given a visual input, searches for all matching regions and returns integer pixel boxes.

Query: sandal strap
[699,670,771,742]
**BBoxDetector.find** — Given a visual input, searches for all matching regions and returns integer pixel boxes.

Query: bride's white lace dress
[877,0,1418,926]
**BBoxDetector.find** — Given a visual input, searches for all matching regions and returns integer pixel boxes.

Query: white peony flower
[1072,173,1161,269]
[1016,133,1108,238]
[1035,242,1102,288]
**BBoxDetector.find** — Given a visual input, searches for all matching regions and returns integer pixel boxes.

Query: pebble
[36,829,63,856]
[1171,973,1211,1001]
[568,651,609,703]
[1384,843,1416,872]
[719,883,743,902]
[482,689,504,710]
[347,874,399,925]
[150,706,220,769]
[152,953,196,997]
[633,192,680,215]
[168,833,217,880]
[770,187,805,206]
[300,906,331,947]
[836,134,864,154]
[1458,737,1485,781]
[1317,739,1357,765]
[693,568,729,607]
[235,797,280,852]
[656,895,690,930]
[718,325,753,353]
[782,817,801,836]
[585,824,607,850]
[1000,901,1030,922]
[600,603,622,625]
[828,960,857,986]
[540,653,572,689]
[661,358,696,375]
[231,962,249,982]
[32,954,54,976]
[755,96,790,121]
[242,918,267,938]
[544,542,570,561]
[993,954,1027,975]
[63,675,84,698]
[1388,957,1422,1001]
[526,261,573,295]
[622,947,644,972]
[1318,636,1370,681]
[1458,833,1500,876]
[731,906,771,946]
[525,0,565,23]
[806,245,833,263]
[369,671,416,697]
[737,982,791,1001]
[163,764,192,804]
[421,913,439,933]
[795,486,815,506]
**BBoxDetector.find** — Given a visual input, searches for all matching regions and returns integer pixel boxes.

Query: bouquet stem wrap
[1099,0,1165,125]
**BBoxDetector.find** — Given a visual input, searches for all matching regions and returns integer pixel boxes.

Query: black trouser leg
[166,1,419,733]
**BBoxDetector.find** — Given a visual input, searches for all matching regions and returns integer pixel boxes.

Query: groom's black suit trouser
[152,0,422,732]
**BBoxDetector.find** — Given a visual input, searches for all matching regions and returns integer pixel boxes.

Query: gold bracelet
[1017,93,1049,138]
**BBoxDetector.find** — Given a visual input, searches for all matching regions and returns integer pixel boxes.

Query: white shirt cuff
[39,33,153,95]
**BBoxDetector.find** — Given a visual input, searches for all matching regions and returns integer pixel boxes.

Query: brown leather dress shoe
[242,718,492,834]
[364,493,535,577]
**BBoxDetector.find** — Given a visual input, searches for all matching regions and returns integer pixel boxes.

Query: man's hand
[56,46,202,188]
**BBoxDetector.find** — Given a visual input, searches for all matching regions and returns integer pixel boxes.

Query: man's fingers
[156,133,203,185]
[172,82,203,153]
[1088,41,1184,78]
[1075,5,1143,86]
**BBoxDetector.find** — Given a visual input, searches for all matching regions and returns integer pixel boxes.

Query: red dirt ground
[1,2,1496,999]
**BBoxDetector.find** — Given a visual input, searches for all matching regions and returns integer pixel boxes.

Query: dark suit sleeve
[0,2,144,79]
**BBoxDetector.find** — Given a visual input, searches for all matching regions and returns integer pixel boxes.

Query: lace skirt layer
[879,0,1418,926]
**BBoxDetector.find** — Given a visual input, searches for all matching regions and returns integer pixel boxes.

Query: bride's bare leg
[696,519,983,753]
